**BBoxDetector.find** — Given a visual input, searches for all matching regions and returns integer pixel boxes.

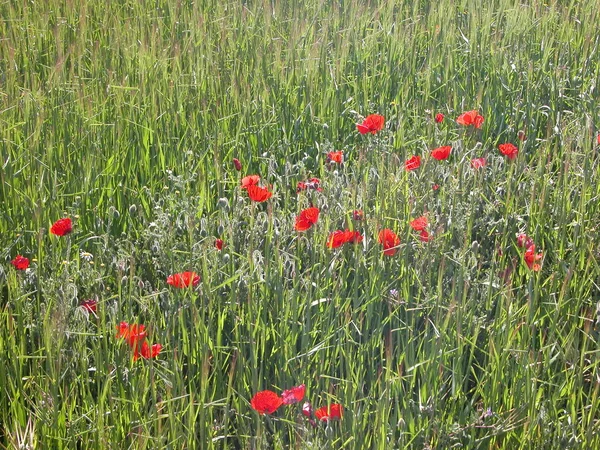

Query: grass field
[1,0,600,448]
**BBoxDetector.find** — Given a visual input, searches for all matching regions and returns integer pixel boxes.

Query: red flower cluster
[326,229,363,249]
[456,110,484,128]
[295,207,320,232]
[167,271,200,288]
[250,384,305,415]
[50,217,73,236]
[498,143,518,160]
[297,178,322,193]
[241,175,273,202]
[516,234,542,271]
[409,216,431,242]
[11,255,29,270]
[378,229,400,256]
[356,114,385,134]
[116,322,162,361]
[405,155,421,171]
[431,146,452,161]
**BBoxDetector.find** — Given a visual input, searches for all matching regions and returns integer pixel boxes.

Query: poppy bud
[233,158,242,171]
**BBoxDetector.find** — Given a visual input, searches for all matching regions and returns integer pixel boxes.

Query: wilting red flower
[80,299,97,314]
[524,245,542,271]
[456,110,484,128]
[282,384,306,405]
[410,216,428,231]
[116,322,147,349]
[315,404,343,421]
[517,130,527,141]
[327,151,344,164]
[241,175,260,189]
[250,390,284,415]
[297,178,322,193]
[435,113,445,123]
[138,341,162,360]
[516,233,534,249]
[498,143,518,160]
[419,230,431,242]
[471,158,486,169]
[295,207,320,232]
[50,218,72,236]
[379,229,400,256]
[357,114,385,134]
[352,210,364,221]
[405,155,421,171]
[432,184,440,191]
[247,185,273,202]
[233,158,242,171]
[431,146,452,160]
[11,255,29,270]
[167,271,200,288]
[215,239,224,250]
[302,401,313,418]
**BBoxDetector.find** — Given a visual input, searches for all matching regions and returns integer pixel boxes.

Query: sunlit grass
[1,0,600,448]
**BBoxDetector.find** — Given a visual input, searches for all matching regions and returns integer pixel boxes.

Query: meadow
[1,0,600,448]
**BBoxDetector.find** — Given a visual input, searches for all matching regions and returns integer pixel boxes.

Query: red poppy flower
[315,404,343,421]
[471,158,486,169]
[295,207,320,232]
[432,184,440,191]
[352,210,364,221]
[116,322,147,349]
[435,113,444,123]
[343,230,363,244]
[516,233,534,249]
[247,185,273,202]
[50,218,73,236]
[419,230,431,242]
[302,401,313,418]
[597,133,600,145]
[456,110,484,128]
[167,271,200,288]
[326,230,348,249]
[297,178,322,193]
[327,151,344,164]
[524,245,542,271]
[405,155,421,171]
[215,239,224,250]
[250,390,284,415]
[498,143,518,160]
[11,255,29,270]
[357,114,385,134]
[431,146,452,160]
[409,216,428,231]
[378,229,400,256]
[233,158,242,171]
[80,299,97,314]
[139,341,162,360]
[241,175,260,189]
[282,384,306,405]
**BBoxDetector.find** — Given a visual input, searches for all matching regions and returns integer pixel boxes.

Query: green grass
[1,0,600,448]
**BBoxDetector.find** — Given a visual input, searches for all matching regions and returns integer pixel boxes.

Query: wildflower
[302,401,313,418]
[419,230,431,242]
[456,110,484,128]
[517,130,527,141]
[432,184,440,191]
[597,133,600,145]
[11,255,29,270]
[378,229,400,256]
[80,251,93,261]
[215,239,224,251]
[282,384,306,405]
[326,230,349,249]
[241,175,260,189]
[80,299,97,314]
[233,158,242,171]
[405,155,421,171]
[356,114,385,134]
[327,151,344,164]
[116,322,147,349]
[295,207,320,232]
[431,146,452,160]
[435,113,444,123]
[343,230,363,244]
[524,245,542,271]
[409,216,428,231]
[352,210,364,221]
[516,233,534,249]
[247,185,273,202]
[138,341,162,360]
[315,404,343,421]
[470,158,486,169]
[297,178,322,193]
[167,271,200,288]
[498,143,518,160]
[50,217,73,236]
[250,390,284,415]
